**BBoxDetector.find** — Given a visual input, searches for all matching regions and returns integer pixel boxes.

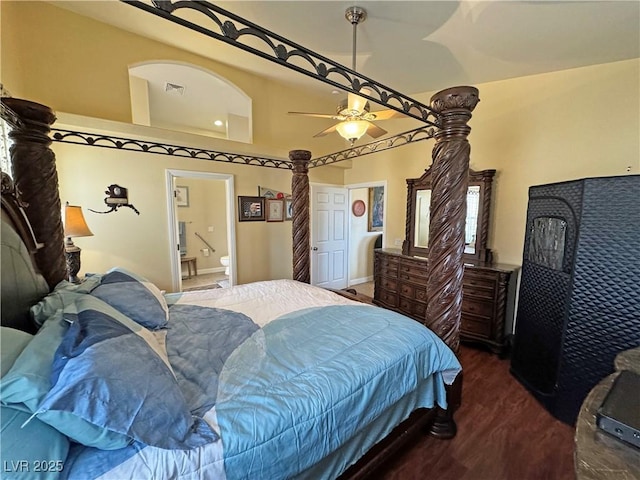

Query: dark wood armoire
[510,175,640,425]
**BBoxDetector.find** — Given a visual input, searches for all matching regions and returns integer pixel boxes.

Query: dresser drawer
[462,298,494,318]
[463,284,495,302]
[461,314,492,337]
[399,282,415,298]
[463,274,496,289]
[377,277,397,292]
[463,269,497,289]
[379,266,399,277]
[412,301,426,317]
[399,297,427,319]
[398,259,428,280]
[376,253,399,267]
[399,281,428,300]
[377,290,398,308]
[415,287,428,302]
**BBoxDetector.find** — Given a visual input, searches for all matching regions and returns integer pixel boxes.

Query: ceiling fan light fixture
[336,120,368,144]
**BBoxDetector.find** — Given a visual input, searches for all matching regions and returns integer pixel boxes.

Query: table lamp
[64,202,93,283]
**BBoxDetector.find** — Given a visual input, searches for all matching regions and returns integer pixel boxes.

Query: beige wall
[345,58,640,266]
[54,135,342,292]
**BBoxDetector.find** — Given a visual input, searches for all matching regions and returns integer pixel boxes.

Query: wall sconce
[64,202,93,283]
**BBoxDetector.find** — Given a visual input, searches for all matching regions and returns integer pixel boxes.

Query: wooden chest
[374,249,518,354]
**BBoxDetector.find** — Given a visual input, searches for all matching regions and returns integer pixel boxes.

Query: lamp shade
[336,120,368,143]
[64,204,93,238]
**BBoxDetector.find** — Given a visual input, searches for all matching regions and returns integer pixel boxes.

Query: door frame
[165,169,236,292]
[345,180,388,286]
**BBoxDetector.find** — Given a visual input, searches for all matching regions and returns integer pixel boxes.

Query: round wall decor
[352,199,366,217]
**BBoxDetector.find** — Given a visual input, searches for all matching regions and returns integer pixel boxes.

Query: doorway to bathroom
[166,169,236,292]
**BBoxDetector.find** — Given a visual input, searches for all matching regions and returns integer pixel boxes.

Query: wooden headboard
[1,172,50,333]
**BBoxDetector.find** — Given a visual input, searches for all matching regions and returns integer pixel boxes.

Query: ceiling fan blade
[365,122,387,139]
[313,124,339,138]
[369,109,406,121]
[288,111,340,119]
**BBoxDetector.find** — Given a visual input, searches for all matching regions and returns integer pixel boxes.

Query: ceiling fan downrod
[345,6,366,72]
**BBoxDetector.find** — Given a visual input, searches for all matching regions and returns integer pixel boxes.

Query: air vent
[164,82,185,95]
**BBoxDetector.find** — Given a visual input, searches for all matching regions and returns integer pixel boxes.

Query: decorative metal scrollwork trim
[123,0,441,127]
[50,127,436,170]
[51,129,294,170]
[309,126,436,168]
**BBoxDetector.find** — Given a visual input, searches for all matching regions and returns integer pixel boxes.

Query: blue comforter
[63,295,461,480]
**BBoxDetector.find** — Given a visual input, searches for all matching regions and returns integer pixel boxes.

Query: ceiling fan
[288,6,405,145]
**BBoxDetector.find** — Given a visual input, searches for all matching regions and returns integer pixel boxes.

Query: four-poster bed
[1,1,480,478]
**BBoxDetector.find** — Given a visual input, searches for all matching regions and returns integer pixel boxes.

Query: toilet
[220,255,230,276]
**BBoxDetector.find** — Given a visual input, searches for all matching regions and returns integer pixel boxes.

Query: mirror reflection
[404,167,495,262]
[414,189,431,248]
[414,186,481,254]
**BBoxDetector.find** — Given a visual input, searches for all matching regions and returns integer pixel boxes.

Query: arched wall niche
[128,61,253,143]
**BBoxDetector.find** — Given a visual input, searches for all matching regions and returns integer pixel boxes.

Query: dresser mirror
[402,167,496,263]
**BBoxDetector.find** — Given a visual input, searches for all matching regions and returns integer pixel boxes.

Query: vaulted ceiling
[46,1,639,143]
[51,0,640,98]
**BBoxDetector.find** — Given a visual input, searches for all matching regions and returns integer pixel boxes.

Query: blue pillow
[90,267,169,330]
[0,309,130,450]
[1,311,70,413]
[0,327,33,377]
[30,277,101,327]
[1,406,69,480]
[36,295,217,450]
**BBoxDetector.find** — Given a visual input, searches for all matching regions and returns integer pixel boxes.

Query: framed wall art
[238,196,265,222]
[176,186,189,207]
[266,198,285,222]
[368,186,384,232]
[352,199,366,217]
[285,198,293,221]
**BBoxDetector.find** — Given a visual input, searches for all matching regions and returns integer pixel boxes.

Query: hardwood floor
[375,345,576,480]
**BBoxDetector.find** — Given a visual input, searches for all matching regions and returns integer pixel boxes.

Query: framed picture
[368,186,384,232]
[258,186,289,199]
[285,198,293,221]
[352,199,366,217]
[266,198,285,222]
[176,186,189,207]
[238,196,265,222]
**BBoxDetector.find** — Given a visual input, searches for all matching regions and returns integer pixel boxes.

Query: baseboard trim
[349,275,373,286]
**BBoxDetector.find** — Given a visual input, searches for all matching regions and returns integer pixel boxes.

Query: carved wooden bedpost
[2,98,66,289]
[290,149,311,284]
[425,86,480,354]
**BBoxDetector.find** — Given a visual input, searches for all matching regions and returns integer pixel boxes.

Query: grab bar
[194,232,215,252]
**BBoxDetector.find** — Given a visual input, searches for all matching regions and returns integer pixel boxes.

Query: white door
[311,185,348,289]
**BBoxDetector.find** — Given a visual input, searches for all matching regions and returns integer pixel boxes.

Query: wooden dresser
[374,248,518,354]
